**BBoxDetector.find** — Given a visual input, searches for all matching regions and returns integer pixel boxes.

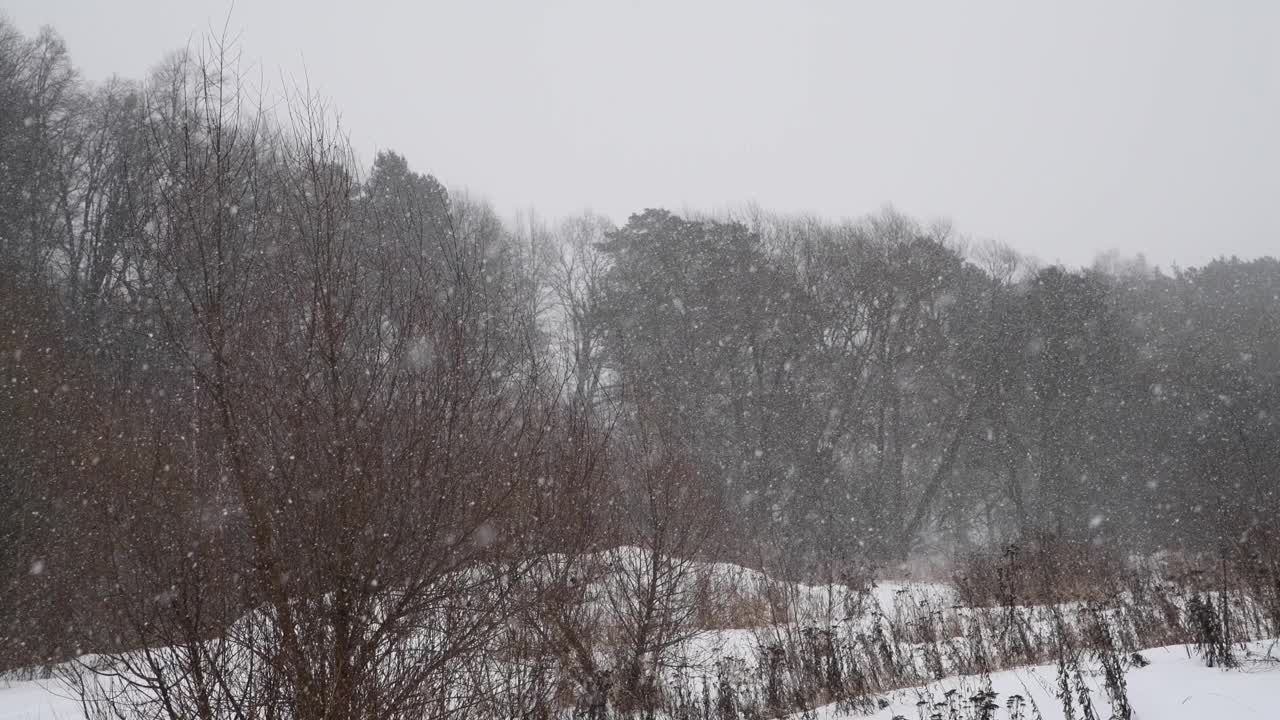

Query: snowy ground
[0,678,79,720]
[4,641,1278,719]
[847,640,1280,720]
[2,552,1276,719]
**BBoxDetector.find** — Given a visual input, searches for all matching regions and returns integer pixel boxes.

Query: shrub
[953,531,1128,608]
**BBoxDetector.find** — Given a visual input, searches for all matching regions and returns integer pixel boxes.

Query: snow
[840,640,1280,720]
[3,641,1277,718]
[0,678,80,720]
[1,552,1274,720]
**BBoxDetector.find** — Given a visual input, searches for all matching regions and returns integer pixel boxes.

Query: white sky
[6,0,1278,269]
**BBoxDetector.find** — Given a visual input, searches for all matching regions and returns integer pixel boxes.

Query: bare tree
[69,31,572,720]
[537,212,615,410]
[602,408,721,717]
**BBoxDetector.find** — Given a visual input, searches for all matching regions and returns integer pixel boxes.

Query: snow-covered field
[3,550,1277,720]
[0,679,79,720]
[4,641,1278,719]
[850,640,1280,720]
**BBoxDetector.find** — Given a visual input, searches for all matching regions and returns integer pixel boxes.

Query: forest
[1,18,1278,720]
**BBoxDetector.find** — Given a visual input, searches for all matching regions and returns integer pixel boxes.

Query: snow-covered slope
[0,677,80,720]
[3,549,1276,719]
[847,640,1280,720]
[4,641,1278,719]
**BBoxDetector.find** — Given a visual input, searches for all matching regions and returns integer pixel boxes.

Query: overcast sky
[7,1,1278,269]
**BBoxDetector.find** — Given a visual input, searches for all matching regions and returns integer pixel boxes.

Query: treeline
[587,208,1280,562]
[1,18,1277,685]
